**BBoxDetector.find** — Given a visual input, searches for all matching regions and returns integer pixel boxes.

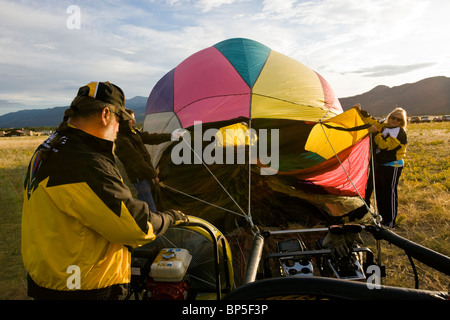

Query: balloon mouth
[169,120,280,176]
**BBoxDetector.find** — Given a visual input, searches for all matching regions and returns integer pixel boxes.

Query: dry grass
[0,123,449,299]
[376,122,450,291]
[0,136,47,300]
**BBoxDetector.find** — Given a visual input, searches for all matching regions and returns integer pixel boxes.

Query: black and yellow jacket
[22,126,178,298]
[360,111,407,165]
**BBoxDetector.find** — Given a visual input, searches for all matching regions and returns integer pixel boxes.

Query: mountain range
[0,76,449,128]
[0,96,148,129]
[339,76,450,116]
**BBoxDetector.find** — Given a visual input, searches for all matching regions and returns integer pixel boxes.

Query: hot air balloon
[143,38,370,232]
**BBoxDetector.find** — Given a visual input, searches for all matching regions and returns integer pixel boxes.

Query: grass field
[0,122,449,299]
[377,122,449,291]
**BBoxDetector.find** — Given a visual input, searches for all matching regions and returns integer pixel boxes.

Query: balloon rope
[248,119,252,219]
[318,121,381,226]
[178,134,249,218]
[369,132,382,225]
[247,119,258,233]
[160,183,246,217]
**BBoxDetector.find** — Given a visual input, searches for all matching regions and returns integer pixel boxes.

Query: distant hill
[0,96,148,128]
[126,96,148,123]
[1,76,449,128]
[339,76,450,116]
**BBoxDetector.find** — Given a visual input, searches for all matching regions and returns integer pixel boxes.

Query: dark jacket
[22,126,179,299]
[115,122,171,182]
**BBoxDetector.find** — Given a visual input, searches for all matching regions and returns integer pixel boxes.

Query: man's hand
[323,233,349,258]
[167,210,189,224]
[323,224,364,258]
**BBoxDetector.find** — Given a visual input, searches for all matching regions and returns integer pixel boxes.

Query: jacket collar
[66,126,114,155]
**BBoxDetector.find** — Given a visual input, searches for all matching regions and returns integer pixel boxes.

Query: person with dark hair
[114,109,172,212]
[22,81,187,300]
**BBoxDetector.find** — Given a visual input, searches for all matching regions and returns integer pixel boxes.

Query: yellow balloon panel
[251,94,333,121]
[251,50,334,120]
[215,122,258,147]
[305,108,369,159]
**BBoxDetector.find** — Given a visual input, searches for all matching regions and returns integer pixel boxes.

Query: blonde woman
[354,104,407,228]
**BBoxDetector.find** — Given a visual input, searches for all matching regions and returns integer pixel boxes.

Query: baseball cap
[67,81,132,120]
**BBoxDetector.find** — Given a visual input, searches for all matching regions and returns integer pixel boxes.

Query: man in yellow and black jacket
[22,81,187,299]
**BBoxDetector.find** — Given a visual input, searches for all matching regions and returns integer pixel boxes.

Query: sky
[1,0,449,116]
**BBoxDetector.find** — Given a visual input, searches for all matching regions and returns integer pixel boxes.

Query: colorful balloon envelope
[143,38,370,230]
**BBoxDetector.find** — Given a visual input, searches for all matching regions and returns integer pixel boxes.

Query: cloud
[0,0,449,116]
[350,63,438,77]
[0,99,26,116]
[195,0,246,12]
